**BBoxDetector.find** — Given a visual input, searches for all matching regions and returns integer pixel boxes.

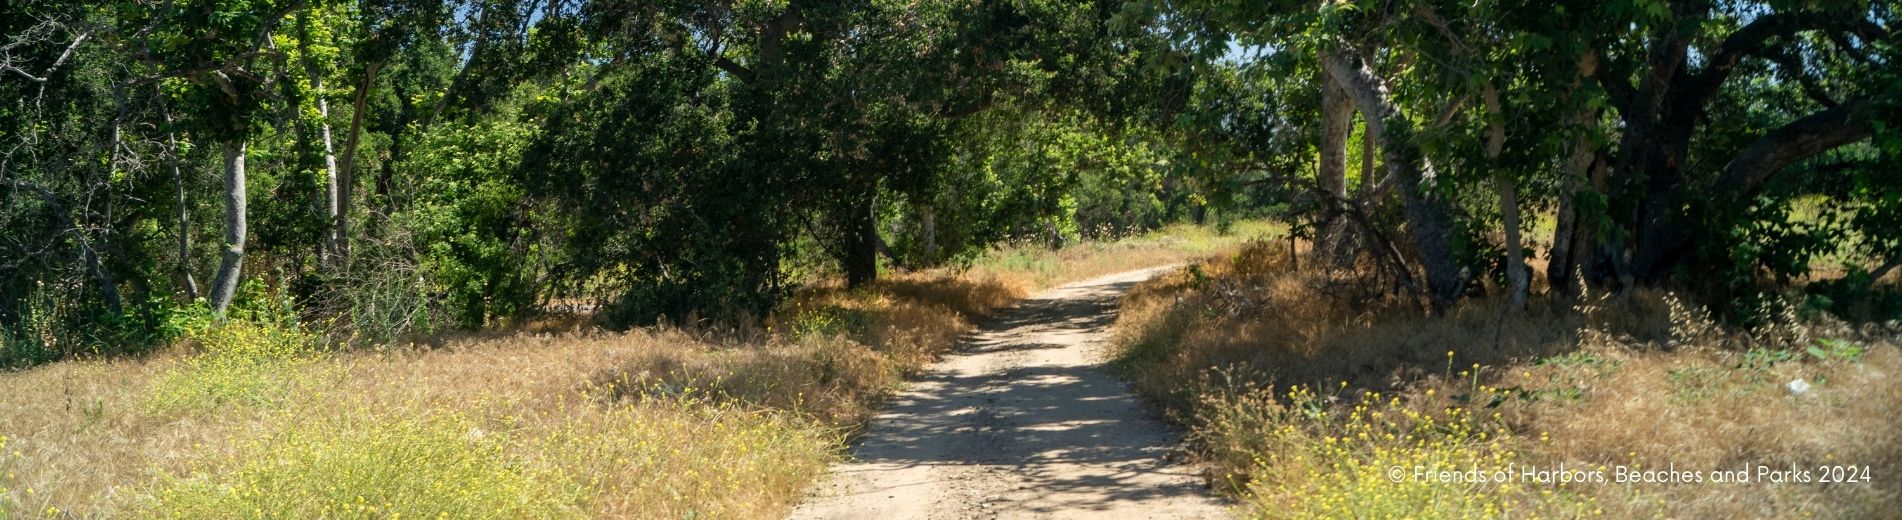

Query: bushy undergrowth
[1111,241,1902,518]
[146,318,327,414]
[1,283,178,370]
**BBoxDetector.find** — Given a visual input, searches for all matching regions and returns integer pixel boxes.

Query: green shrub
[2,282,179,369]
[315,228,441,346]
[146,318,326,414]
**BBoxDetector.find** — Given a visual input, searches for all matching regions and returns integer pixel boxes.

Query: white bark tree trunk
[209,141,247,316]
[1318,74,1355,266]
[313,64,340,267]
[1482,85,1527,308]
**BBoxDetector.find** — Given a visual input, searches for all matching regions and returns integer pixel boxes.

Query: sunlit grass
[1198,373,1599,519]
[969,220,1283,288]
[144,392,835,519]
[146,319,331,414]
[148,408,586,519]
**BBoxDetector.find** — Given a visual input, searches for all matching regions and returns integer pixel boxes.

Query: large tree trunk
[1317,74,1355,266]
[1322,51,1464,309]
[1591,30,1703,287]
[208,141,248,316]
[1615,95,1877,287]
[1616,119,1697,287]
[843,190,879,288]
[1579,11,1884,288]
[1318,76,1351,200]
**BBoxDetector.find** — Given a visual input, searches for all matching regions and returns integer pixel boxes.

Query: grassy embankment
[0,221,1274,519]
[1109,240,1901,518]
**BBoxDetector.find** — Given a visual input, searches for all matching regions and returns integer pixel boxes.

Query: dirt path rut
[789,266,1227,520]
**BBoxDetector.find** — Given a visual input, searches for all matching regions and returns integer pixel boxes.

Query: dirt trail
[789,266,1227,520]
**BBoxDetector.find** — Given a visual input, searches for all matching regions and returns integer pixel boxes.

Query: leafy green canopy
[1122,0,1898,312]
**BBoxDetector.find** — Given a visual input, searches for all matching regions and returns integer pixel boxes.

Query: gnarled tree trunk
[1322,51,1463,309]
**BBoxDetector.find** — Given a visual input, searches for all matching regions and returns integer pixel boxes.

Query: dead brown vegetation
[1111,240,1902,517]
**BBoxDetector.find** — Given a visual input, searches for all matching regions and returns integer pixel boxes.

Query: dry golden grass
[0,327,843,518]
[0,222,1263,519]
[1110,240,1902,518]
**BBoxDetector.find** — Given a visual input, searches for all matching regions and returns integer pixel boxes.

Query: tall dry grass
[0,221,1268,518]
[1110,241,1902,518]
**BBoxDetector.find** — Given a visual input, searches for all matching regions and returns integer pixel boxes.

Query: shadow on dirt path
[789,266,1228,520]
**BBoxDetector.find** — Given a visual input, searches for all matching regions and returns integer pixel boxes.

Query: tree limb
[1684,11,1882,106]
[1583,48,1635,112]
[1,28,91,83]
[712,54,754,83]
[1717,97,1873,198]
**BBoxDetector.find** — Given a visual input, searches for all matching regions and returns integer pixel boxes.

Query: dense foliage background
[3,0,1896,366]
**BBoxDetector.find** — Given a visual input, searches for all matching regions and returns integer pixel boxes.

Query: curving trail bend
[789,265,1226,520]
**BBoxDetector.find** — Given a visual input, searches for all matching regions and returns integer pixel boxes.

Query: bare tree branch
[1,28,91,83]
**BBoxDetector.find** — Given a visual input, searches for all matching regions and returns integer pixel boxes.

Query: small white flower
[1786,379,1811,396]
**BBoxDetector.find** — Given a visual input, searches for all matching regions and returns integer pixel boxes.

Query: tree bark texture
[209,141,248,315]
